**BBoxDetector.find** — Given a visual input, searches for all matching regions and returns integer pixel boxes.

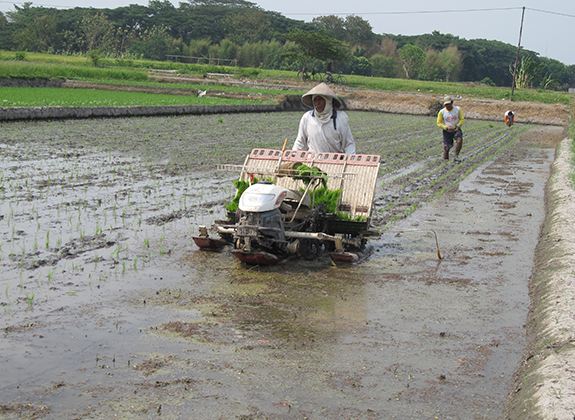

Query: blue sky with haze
[1,0,573,65]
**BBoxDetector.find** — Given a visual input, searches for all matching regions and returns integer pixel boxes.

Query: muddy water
[0,115,559,419]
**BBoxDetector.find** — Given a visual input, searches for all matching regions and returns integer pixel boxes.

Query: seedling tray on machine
[220,148,381,224]
[326,217,369,235]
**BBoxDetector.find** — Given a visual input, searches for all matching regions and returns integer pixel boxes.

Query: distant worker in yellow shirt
[437,95,464,162]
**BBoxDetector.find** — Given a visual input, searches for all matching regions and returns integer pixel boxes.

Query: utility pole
[510,6,525,101]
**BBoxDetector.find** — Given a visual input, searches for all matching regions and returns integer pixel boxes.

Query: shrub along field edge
[0,51,573,106]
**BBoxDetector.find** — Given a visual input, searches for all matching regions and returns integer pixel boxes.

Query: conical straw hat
[301,82,342,108]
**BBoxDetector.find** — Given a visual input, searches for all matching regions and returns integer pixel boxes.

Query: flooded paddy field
[0,112,565,419]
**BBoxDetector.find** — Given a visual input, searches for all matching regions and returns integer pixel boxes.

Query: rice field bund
[0,111,565,419]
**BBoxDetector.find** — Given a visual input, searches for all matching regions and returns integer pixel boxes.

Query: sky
[1,0,574,65]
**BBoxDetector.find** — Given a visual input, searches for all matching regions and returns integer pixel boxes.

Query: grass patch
[342,74,573,105]
[0,87,272,107]
[0,60,149,82]
[73,78,297,97]
[1,50,572,106]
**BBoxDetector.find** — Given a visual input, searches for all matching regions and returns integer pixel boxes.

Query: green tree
[106,4,150,32]
[420,49,442,81]
[390,33,525,85]
[341,55,372,76]
[461,39,517,86]
[147,0,180,37]
[371,54,398,78]
[114,25,138,59]
[397,43,425,79]
[511,54,545,88]
[379,37,397,57]
[13,15,58,52]
[218,38,238,60]
[281,29,349,79]
[128,25,178,61]
[540,73,561,90]
[87,49,101,66]
[565,65,575,89]
[4,2,36,29]
[0,12,13,50]
[5,3,52,50]
[81,12,115,53]
[439,45,462,82]
[223,9,273,44]
[397,30,460,52]
[312,14,374,50]
[420,46,461,82]
[237,40,284,68]
[179,0,260,43]
[537,57,570,90]
[312,15,345,40]
[343,15,374,47]
[185,38,212,60]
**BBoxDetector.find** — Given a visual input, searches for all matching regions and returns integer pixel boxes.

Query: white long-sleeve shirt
[292,110,356,154]
[437,106,464,130]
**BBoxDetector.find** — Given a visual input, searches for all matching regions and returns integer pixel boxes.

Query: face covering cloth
[313,95,333,124]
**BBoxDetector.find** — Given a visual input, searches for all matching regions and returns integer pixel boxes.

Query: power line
[1,2,575,20]
[283,6,575,19]
[285,7,523,16]
[526,7,575,19]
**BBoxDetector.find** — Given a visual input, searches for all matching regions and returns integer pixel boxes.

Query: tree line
[1,0,573,90]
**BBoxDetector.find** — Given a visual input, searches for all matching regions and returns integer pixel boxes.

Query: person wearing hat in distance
[437,95,464,162]
[292,82,356,154]
[505,110,515,127]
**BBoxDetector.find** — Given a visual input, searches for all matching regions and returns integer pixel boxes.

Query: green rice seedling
[111,246,121,259]
[25,292,34,310]
[47,268,56,283]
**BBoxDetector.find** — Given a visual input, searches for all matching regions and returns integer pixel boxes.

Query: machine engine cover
[239,182,299,212]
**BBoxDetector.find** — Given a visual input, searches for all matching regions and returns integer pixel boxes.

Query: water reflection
[185,251,367,346]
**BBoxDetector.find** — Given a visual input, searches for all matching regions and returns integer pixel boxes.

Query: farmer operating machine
[192,148,381,265]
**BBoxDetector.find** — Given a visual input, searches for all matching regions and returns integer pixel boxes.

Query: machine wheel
[299,238,321,260]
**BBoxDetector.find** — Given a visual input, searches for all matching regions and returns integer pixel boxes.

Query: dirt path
[0,114,568,419]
